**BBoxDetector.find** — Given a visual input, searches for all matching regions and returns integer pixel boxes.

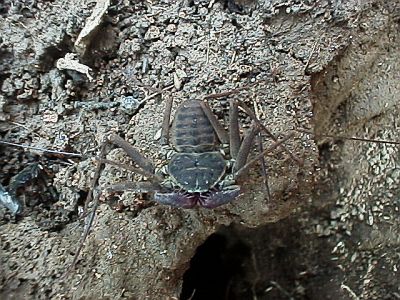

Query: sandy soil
[0,0,399,299]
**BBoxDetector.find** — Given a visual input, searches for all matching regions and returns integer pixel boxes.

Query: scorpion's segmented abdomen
[171,100,216,152]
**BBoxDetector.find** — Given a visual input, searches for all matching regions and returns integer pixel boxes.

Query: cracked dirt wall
[203,4,400,299]
[0,0,399,299]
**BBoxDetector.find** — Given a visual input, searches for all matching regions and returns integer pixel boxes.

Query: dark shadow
[180,232,251,300]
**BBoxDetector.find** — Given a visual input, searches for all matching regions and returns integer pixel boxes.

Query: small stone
[42,110,59,123]
[166,24,177,33]
[367,213,374,226]
[154,128,162,141]
[145,26,161,40]
[118,94,144,115]
[118,39,142,56]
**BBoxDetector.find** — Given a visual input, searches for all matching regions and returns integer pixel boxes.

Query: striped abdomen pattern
[171,100,216,152]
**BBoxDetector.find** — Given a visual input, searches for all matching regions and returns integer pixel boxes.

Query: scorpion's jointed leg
[229,99,241,159]
[200,101,229,144]
[108,134,155,173]
[67,134,158,275]
[66,140,108,276]
[228,100,271,198]
[237,101,303,166]
[160,97,173,146]
[234,132,294,179]
[97,158,162,182]
[202,99,271,197]
[83,140,109,212]
[63,172,159,277]
[84,135,156,210]
[233,121,259,174]
[65,193,99,277]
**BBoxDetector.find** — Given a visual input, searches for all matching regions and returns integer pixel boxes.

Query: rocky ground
[0,0,399,299]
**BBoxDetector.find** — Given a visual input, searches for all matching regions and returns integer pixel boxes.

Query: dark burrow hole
[180,218,344,300]
[180,231,251,300]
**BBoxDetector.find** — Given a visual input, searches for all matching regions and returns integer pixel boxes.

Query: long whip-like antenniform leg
[65,134,159,276]
[64,140,107,277]
[65,181,160,277]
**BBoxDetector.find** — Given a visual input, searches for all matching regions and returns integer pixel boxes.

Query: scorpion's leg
[85,134,161,211]
[96,158,162,182]
[108,134,155,173]
[104,181,160,194]
[65,191,99,277]
[160,97,173,146]
[66,135,157,275]
[234,132,294,179]
[203,88,301,164]
[65,178,158,276]
[65,140,107,276]
[202,100,270,197]
[200,101,229,144]
[229,100,270,198]
[233,121,259,174]
[237,101,303,166]
[88,134,159,212]
[229,99,241,158]
[83,136,157,211]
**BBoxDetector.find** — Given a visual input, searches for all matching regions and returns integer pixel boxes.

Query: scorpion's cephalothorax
[168,100,227,193]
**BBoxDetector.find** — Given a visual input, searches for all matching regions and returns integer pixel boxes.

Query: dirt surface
[0,0,399,299]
